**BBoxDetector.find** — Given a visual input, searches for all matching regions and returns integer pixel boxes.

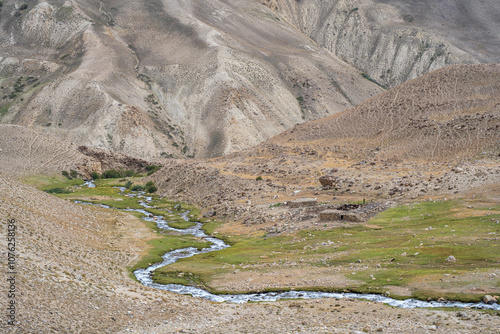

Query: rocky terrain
[140,64,500,303]
[1,173,499,333]
[151,64,500,222]
[2,1,499,160]
[0,66,498,331]
[0,2,499,333]
[258,0,500,88]
[0,0,381,159]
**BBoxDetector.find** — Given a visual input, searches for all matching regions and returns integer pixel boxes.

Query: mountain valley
[0,1,499,333]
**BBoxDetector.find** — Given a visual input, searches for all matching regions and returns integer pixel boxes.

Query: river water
[81,182,500,309]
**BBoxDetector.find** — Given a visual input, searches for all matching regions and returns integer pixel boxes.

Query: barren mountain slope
[151,64,500,223]
[0,124,155,178]
[270,64,500,161]
[0,0,381,159]
[145,64,500,306]
[258,0,500,88]
[0,172,168,332]
[0,124,95,177]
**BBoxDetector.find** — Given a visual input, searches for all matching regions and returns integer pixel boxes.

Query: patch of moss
[167,220,197,229]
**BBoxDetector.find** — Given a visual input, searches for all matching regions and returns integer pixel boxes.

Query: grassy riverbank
[26,175,211,280]
[152,199,500,302]
[32,174,500,302]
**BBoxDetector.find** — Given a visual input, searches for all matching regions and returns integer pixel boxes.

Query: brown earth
[140,64,500,299]
[2,1,499,159]
[0,124,155,178]
[0,34,499,334]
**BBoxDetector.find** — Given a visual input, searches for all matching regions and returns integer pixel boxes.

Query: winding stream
[82,182,500,309]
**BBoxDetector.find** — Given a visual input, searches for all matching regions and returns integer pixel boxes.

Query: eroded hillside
[151,64,500,228]
[0,0,381,159]
[272,64,500,161]
[258,0,500,88]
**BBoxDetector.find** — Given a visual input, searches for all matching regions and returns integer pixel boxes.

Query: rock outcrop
[257,0,500,88]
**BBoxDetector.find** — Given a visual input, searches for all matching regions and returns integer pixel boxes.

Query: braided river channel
[82,182,500,309]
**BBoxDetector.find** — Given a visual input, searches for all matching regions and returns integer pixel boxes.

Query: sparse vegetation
[153,200,500,301]
[131,184,145,191]
[167,220,197,229]
[24,175,84,190]
[145,181,157,193]
[131,235,210,273]
[145,165,161,176]
[33,177,209,276]
[360,72,387,89]
[44,187,72,194]
[102,169,122,179]
[70,169,78,179]
[403,14,415,23]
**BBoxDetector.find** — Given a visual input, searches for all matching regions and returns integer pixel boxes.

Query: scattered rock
[203,210,216,218]
[483,295,497,304]
[447,255,457,262]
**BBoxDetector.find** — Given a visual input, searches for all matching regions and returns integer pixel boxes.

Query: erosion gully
[80,182,500,310]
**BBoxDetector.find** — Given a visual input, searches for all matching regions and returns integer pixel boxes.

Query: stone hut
[319,210,363,222]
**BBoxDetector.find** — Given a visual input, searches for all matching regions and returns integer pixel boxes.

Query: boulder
[203,210,216,218]
[319,175,337,189]
[447,255,457,262]
[483,295,497,304]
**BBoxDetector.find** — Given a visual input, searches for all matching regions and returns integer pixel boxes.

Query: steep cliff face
[257,0,500,88]
[0,0,382,159]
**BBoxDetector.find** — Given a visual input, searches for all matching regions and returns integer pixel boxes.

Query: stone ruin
[286,197,318,208]
[319,210,363,222]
